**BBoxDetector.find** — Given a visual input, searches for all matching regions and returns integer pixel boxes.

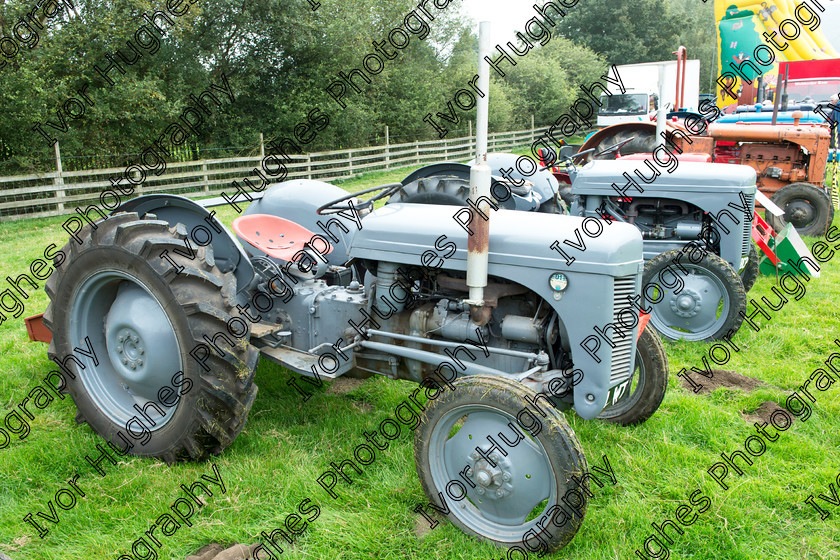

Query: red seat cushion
[232,214,332,261]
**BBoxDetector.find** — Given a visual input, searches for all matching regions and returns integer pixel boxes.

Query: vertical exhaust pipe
[466,21,492,325]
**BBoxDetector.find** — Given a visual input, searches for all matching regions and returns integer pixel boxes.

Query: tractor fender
[578,122,658,155]
[113,194,255,291]
[401,162,471,185]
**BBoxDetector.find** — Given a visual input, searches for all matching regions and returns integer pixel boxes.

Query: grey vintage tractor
[391,143,758,342]
[36,181,667,553]
[31,25,669,553]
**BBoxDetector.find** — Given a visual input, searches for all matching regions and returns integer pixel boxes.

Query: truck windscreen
[598,93,648,115]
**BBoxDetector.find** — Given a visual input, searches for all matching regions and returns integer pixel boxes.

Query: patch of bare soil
[186,543,262,560]
[741,401,793,425]
[679,369,768,394]
[326,377,366,395]
[413,514,436,539]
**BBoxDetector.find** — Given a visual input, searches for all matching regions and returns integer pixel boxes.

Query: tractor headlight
[549,273,568,292]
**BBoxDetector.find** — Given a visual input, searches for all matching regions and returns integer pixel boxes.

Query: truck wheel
[766,182,834,237]
[642,249,746,342]
[44,213,259,463]
[414,375,588,553]
[597,327,668,426]
[739,245,760,293]
[390,176,469,206]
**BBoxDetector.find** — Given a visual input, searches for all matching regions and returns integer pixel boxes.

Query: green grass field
[0,159,839,560]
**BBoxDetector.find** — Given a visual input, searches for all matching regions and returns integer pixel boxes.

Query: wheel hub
[786,200,815,228]
[669,289,702,318]
[467,452,514,500]
[104,283,181,399]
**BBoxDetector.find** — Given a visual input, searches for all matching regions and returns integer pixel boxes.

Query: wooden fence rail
[0,125,549,221]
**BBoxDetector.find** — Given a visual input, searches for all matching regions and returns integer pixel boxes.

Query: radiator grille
[610,275,636,386]
[742,193,755,257]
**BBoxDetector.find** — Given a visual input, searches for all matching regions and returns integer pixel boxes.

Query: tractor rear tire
[389,176,470,206]
[766,182,834,237]
[642,249,746,342]
[597,327,668,426]
[44,213,259,463]
[739,245,760,293]
[414,375,588,552]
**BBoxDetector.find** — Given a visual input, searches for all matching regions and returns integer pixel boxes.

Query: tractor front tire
[766,182,834,237]
[643,249,746,342]
[740,245,760,293]
[414,375,588,552]
[597,327,668,426]
[44,213,258,463]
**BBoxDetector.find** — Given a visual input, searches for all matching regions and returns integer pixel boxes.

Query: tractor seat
[232,214,332,261]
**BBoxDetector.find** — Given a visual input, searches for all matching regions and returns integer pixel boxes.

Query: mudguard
[113,194,255,291]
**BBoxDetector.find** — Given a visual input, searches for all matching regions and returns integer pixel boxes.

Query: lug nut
[118,335,125,343]
[471,452,479,460]
[121,358,128,365]
[490,454,499,462]
[139,348,145,355]
[116,345,123,353]
[496,489,504,497]
[477,487,485,495]
[502,473,511,482]
[137,359,143,366]
[129,363,136,370]
[132,336,139,344]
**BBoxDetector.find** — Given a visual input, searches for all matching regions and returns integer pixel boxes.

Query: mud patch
[413,514,435,539]
[679,369,768,394]
[186,543,261,560]
[326,377,366,395]
[741,401,793,425]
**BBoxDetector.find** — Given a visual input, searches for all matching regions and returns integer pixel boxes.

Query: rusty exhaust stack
[465,21,492,326]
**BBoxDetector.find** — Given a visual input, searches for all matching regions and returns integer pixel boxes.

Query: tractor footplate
[250,323,290,348]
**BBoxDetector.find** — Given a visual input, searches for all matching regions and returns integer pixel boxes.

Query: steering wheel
[316,182,404,215]
[539,148,597,171]
[593,136,636,158]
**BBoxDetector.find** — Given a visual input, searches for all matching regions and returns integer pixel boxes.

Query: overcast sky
[459,0,840,53]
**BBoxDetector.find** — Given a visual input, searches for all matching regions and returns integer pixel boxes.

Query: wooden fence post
[259,133,265,158]
[415,141,420,164]
[306,154,312,180]
[54,141,66,213]
[385,126,390,170]
[202,161,209,192]
[348,150,353,176]
[531,115,535,145]
[469,121,473,159]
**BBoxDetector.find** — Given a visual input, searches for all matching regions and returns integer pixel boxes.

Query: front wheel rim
[427,404,556,542]
[69,269,183,429]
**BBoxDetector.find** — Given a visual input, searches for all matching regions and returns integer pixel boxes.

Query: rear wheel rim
[69,269,182,428]
[428,404,556,541]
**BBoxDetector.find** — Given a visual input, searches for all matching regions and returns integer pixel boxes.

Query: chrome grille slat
[610,275,636,385]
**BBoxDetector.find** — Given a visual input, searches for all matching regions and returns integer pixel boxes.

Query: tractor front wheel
[597,327,668,426]
[414,375,588,552]
[44,213,258,463]
[642,249,746,341]
[766,182,834,237]
[740,245,760,293]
